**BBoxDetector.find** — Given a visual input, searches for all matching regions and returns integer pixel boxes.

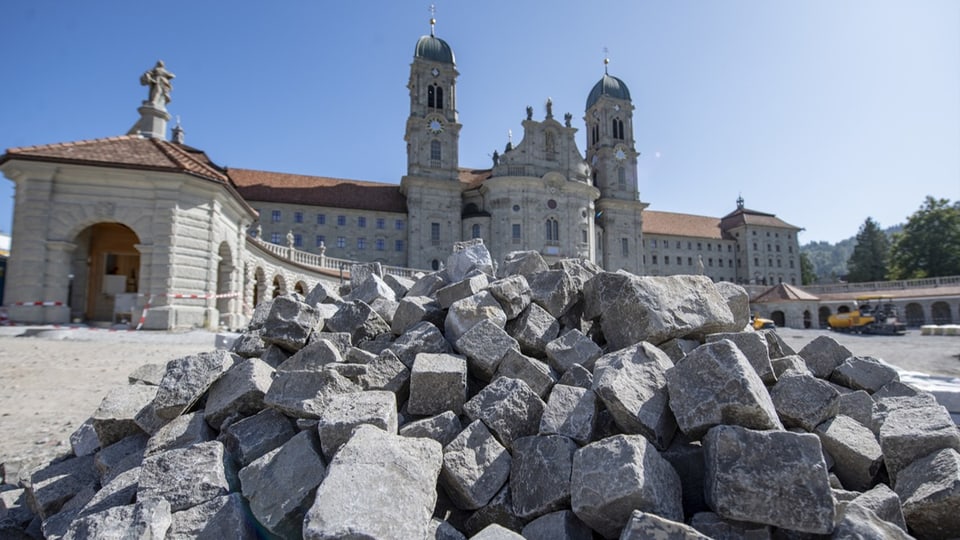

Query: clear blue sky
[2,1,958,245]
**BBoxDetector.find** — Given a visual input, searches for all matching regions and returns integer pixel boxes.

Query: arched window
[471,224,481,239]
[617,167,626,189]
[612,118,624,140]
[592,124,600,146]
[430,140,441,167]
[545,218,559,243]
[428,84,443,109]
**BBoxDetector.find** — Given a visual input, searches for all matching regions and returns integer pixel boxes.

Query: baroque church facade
[242,24,801,285]
[0,23,802,328]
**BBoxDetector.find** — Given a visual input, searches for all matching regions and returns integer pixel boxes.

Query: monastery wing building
[0,21,801,329]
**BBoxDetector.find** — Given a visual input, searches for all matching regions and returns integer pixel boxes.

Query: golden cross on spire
[603,46,610,74]
[429,4,437,36]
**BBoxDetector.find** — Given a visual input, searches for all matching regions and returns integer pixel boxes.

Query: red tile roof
[752,283,820,303]
[459,168,493,189]
[720,207,801,231]
[228,168,408,213]
[1,135,229,183]
[642,210,725,239]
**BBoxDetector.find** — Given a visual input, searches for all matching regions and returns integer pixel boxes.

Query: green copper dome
[415,35,455,65]
[586,74,631,110]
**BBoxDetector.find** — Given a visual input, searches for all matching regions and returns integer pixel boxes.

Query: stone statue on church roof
[140,60,175,108]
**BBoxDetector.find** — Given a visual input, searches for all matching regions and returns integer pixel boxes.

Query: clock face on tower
[428,119,443,134]
[615,148,626,161]
[431,68,440,77]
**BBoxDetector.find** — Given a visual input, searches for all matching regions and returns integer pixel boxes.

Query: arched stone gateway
[294,281,307,295]
[931,301,952,325]
[70,222,141,324]
[818,306,832,328]
[771,310,786,327]
[905,303,925,327]
[803,310,812,329]
[837,305,852,314]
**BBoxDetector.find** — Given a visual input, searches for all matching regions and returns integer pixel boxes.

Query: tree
[888,196,960,279]
[800,251,817,285]
[846,217,890,282]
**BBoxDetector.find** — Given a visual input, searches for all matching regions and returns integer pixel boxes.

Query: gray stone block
[757,328,796,359]
[715,281,751,331]
[662,436,708,520]
[539,384,598,445]
[305,280,342,306]
[230,329,266,359]
[833,503,913,540]
[446,239,495,282]
[409,353,468,416]
[620,510,711,539]
[137,440,236,512]
[520,510,593,540]
[239,429,326,538]
[446,291,507,344]
[62,497,171,540]
[666,340,783,440]
[25,454,98,519]
[440,419,511,511]
[346,273,396,305]
[509,435,578,520]
[219,407,296,467]
[148,350,237,422]
[400,410,462,447]
[437,273,490,309]
[557,363,593,390]
[76,465,140,518]
[462,483,527,537]
[471,523,524,539]
[837,389,877,431]
[259,343,290,368]
[497,250,549,279]
[203,357,274,430]
[127,362,168,385]
[91,383,156,448]
[851,483,907,532]
[166,493,259,539]
[454,319,519,381]
[770,354,812,378]
[390,320,453,369]
[383,273,414,298]
[703,425,834,534]
[494,349,557,399]
[505,302,559,358]
[315,390,397,459]
[406,271,449,298]
[570,434,683,538]
[357,348,410,395]
[303,425,442,540]
[593,341,677,450]
[769,372,841,431]
[263,366,362,419]
[705,331,776,384]
[145,411,214,457]
[583,273,738,349]
[528,269,581,319]
[879,403,960,483]
[391,295,445,335]
[895,448,960,539]
[488,274,532,320]
[830,355,900,393]
[261,294,321,352]
[688,511,772,539]
[544,329,602,374]
[69,419,100,457]
[323,300,391,346]
[428,518,467,540]
[463,377,545,451]
[94,433,147,485]
[798,335,852,379]
[276,338,342,371]
[814,414,883,491]
[654,337,700,364]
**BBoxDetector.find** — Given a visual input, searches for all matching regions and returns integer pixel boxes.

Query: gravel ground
[0,324,956,476]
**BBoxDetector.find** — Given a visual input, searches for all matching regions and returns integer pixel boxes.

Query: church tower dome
[586,73,632,110]
[414,34,455,64]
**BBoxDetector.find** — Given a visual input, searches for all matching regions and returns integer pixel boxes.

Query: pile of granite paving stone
[1,239,959,539]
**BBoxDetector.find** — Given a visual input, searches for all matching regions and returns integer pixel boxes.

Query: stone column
[42,240,76,324]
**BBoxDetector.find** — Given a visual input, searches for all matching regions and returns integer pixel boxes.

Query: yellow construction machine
[751,314,776,330]
[827,295,907,335]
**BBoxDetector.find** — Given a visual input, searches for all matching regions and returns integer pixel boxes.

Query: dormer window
[427,84,444,109]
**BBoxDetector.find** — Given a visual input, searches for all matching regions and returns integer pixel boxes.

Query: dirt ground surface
[0,325,957,475]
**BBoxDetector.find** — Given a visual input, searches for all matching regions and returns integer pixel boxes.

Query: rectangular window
[768,258,773,267]
[650,239,657,248]
[697,242,702,250]
[790,260,795,268]
[293,234,302,247]
[718,259,724,267]
[621,238,629,257]
[652,255,658,265]
[707,243,712,251]
[375,238,385,251]
[317,214,326,225]
[358,217,367,228]
[512,223,522,243]
[395,239,404,252]
[431,222,441,244]
[294,211,303,224]
[688,257,693,266]
[337,215,346,226]
[777,259,782,267]
[395,219,405,230]
[754,257,760,266]
[376,218,385,229]
[708,258,713,267]
[676,241,681,249]
[776,245,781,252]
[664,256,669,265]
[271,210,281,223]
[582,229,588,243]
[316,235,325,247]
[270,232,281,244]
[687,242,692,250]
[337,236,346,248]
[357,237,367,250]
